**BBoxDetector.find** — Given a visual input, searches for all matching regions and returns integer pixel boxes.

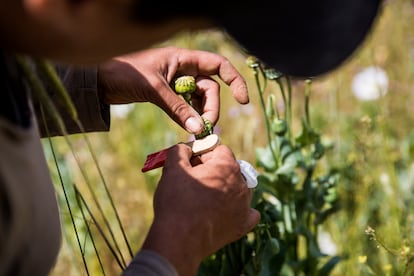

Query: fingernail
[185,117,203,133]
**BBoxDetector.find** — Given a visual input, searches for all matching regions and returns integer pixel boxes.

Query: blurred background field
[48,0,414,274]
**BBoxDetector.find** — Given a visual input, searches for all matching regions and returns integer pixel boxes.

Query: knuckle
[170,100,189,116]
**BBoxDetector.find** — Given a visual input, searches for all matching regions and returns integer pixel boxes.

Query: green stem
[305,79,312,127]
[43,56,133,258]
[253,67,278,165]
[75,187,126,270]
[76,128,134,258]
[77,193,107,275]
[276,76,293,144]
[18,54,130,266]
[42,107,90,276]
[63,133,128,267]
[286,76,293,144]
[276,78,287,120]
[258,64,268,93]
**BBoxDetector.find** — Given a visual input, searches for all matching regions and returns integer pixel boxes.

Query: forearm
[140,218,204,276]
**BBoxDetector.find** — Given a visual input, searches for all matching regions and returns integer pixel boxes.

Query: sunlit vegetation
[48,0,414,274]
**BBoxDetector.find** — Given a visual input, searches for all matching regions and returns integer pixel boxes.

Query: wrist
[141,217,204,276]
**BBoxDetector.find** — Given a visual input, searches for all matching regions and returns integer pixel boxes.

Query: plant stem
[76,127,134,258]
[276,76,293,145]
[44,57,133,258]
[253,67,278,165]
[305,79,312,127]
[75,187,126,270]
[42,106,90,276]
[77,193,106,275]
[286,76,293,145]
[18,55,132,267]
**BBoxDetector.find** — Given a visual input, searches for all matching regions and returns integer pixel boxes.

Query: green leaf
[276,151,300,175]
[251,188,264,208]
[264,202,282,222]
[241,236,253,266]
[242,262,257,276]
[256,147,277,171]
[198,252,222,276]
[278,137,293,161]
[295,119,320,147]
[219,253,234,276]
[257,173,277,190]
[259,238,281,276]
[312,140,325,159]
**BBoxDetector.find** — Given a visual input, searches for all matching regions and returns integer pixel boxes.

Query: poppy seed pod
[174,75,196,94]
[195,117,214,140]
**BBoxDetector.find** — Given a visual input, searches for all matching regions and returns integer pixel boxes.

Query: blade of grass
[40,105,90,276]
[35,58,133,259]
[17,55,129,270]
[75,186,126,270]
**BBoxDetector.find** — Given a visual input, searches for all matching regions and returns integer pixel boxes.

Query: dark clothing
[0,52,108,276]
[0,51,177,276]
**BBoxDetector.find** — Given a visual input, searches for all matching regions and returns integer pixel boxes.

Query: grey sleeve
[35,65,110,137]
[122,250,178,276]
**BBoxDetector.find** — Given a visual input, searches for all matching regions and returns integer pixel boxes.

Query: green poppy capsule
[246,56,260,69]
[174,76,196,94]
[264,68,283,80]
[195,117,214,139]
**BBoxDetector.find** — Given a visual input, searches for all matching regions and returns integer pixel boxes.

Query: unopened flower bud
[264,68,282,80]
[271,118,287,136]
[266,94,276,119]
[246,56,260,69]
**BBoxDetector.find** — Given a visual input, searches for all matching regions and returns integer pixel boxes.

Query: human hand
[98,46,249,134]
[141,143,260,275]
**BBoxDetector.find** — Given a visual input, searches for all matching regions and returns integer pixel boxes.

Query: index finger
[198,144,236,165]
[175,48,249,104]
[164,143,193,171]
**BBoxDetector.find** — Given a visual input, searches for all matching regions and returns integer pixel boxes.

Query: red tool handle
[141,148,169,172]
[141,134,220,173]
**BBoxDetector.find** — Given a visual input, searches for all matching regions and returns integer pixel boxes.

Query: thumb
[165,143,194,169]
[154,86,204,134]
[245,208,261,233]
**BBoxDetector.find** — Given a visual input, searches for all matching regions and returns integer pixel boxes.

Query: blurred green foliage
[47,0,414,274]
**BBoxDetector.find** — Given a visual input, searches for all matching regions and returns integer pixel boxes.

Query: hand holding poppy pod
[142,75,258,188]
[140,75,215,172]
[174,75,214,140]
[174,75,258,188]
[140,77,259,275]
